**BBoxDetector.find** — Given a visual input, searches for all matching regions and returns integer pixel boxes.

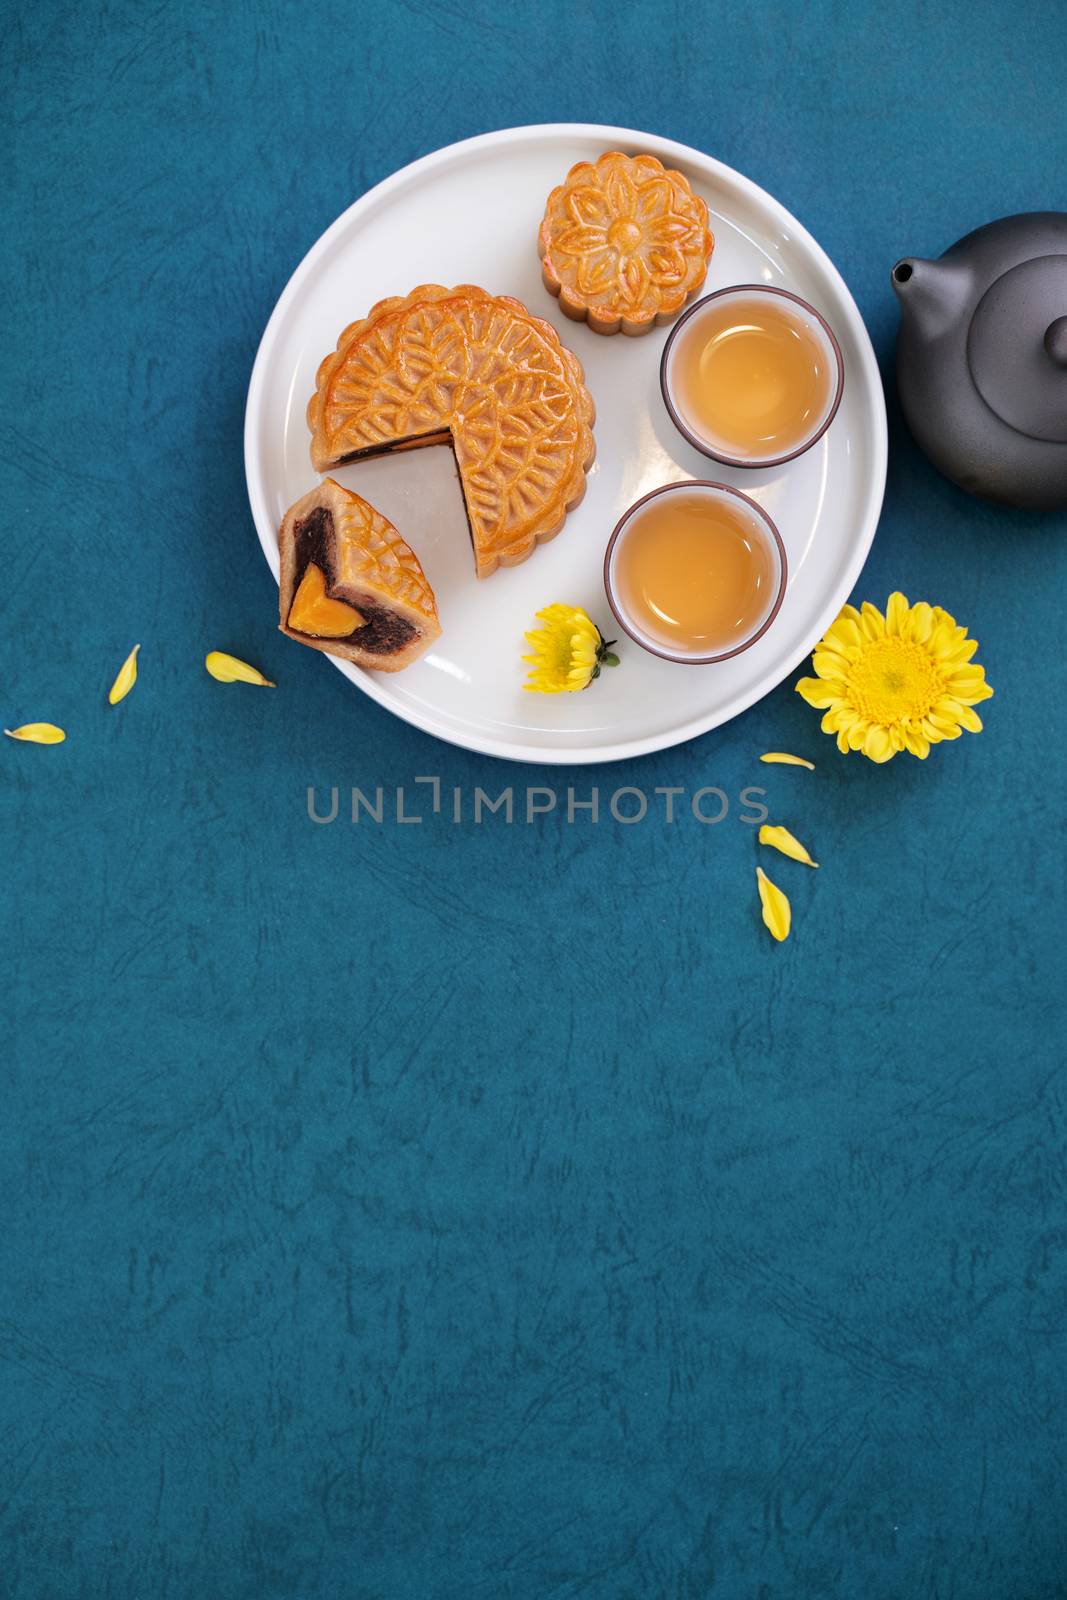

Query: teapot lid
[967,254,1067,443]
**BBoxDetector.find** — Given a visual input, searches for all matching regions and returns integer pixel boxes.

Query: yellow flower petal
[927,616,958,658]
[205,651,275,686]
[860,601,886,638]
[756,867,791,942]
[954,677,994,705]
[759,824,819,868]
[928,715,962,739]
[5,723,66,744]
[812,648,853,680]
[796,676,843,710]
[864,725,895,762]
[108,644,140,705]
[945,666,987,693]
[903,726,930,759]
[908,602,935,643]
[941,637,979,666]
[759,752,815,770]
[936,697,983,732]
[825,617,863,653]
[885,592,910,634]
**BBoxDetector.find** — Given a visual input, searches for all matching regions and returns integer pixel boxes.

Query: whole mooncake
[279,479,440,672]
[539,151,714,336]
[307,285,596,578]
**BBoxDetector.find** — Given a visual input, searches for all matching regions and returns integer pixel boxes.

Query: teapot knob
[1044,316,1067,367]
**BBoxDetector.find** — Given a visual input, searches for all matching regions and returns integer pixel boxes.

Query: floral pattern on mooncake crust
[539,151,714,336]
[307,285,596,578]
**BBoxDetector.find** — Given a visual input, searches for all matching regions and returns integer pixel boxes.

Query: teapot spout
[892,256,973,339]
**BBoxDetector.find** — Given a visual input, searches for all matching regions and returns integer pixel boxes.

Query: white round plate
[245,123,887,764]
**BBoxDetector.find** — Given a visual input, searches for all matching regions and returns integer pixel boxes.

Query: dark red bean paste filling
[292,506,418,655]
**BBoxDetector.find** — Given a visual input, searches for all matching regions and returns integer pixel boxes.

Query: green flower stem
[588,634,620,684]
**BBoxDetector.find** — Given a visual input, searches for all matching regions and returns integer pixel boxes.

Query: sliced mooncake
[278,479,439,672]
[306,284,596,578]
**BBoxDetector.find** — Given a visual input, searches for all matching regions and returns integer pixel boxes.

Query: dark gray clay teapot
[893,213,1067,510]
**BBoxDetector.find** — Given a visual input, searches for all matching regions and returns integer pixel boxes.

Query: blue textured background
[3,2,1066,1595]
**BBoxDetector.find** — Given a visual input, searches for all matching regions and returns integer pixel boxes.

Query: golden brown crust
[538,152,714,337]
[278,478,440,672]
[307,285,596,579]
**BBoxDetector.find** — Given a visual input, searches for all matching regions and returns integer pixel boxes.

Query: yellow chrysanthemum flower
[796,593,993,762]
[522,605,619,694]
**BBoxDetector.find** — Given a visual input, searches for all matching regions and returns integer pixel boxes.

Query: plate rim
[244,121,888,766]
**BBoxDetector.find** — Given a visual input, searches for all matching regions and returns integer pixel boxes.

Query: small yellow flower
[796,593,993,762]
[522,605,619,694]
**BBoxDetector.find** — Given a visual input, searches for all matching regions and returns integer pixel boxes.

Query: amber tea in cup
[661,286,843,466]
[604,482,787,664]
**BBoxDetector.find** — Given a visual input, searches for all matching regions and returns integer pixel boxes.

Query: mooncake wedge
[279,479,439,673]
[307,284,596,578]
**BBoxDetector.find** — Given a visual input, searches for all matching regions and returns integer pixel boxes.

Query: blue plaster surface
[2,2,1066,1594]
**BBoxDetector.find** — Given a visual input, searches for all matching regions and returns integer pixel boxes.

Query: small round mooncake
[539,151,715,337]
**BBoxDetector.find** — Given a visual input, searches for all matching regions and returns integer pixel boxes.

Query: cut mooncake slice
[279,479,439,672]
[307,284,596,578]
